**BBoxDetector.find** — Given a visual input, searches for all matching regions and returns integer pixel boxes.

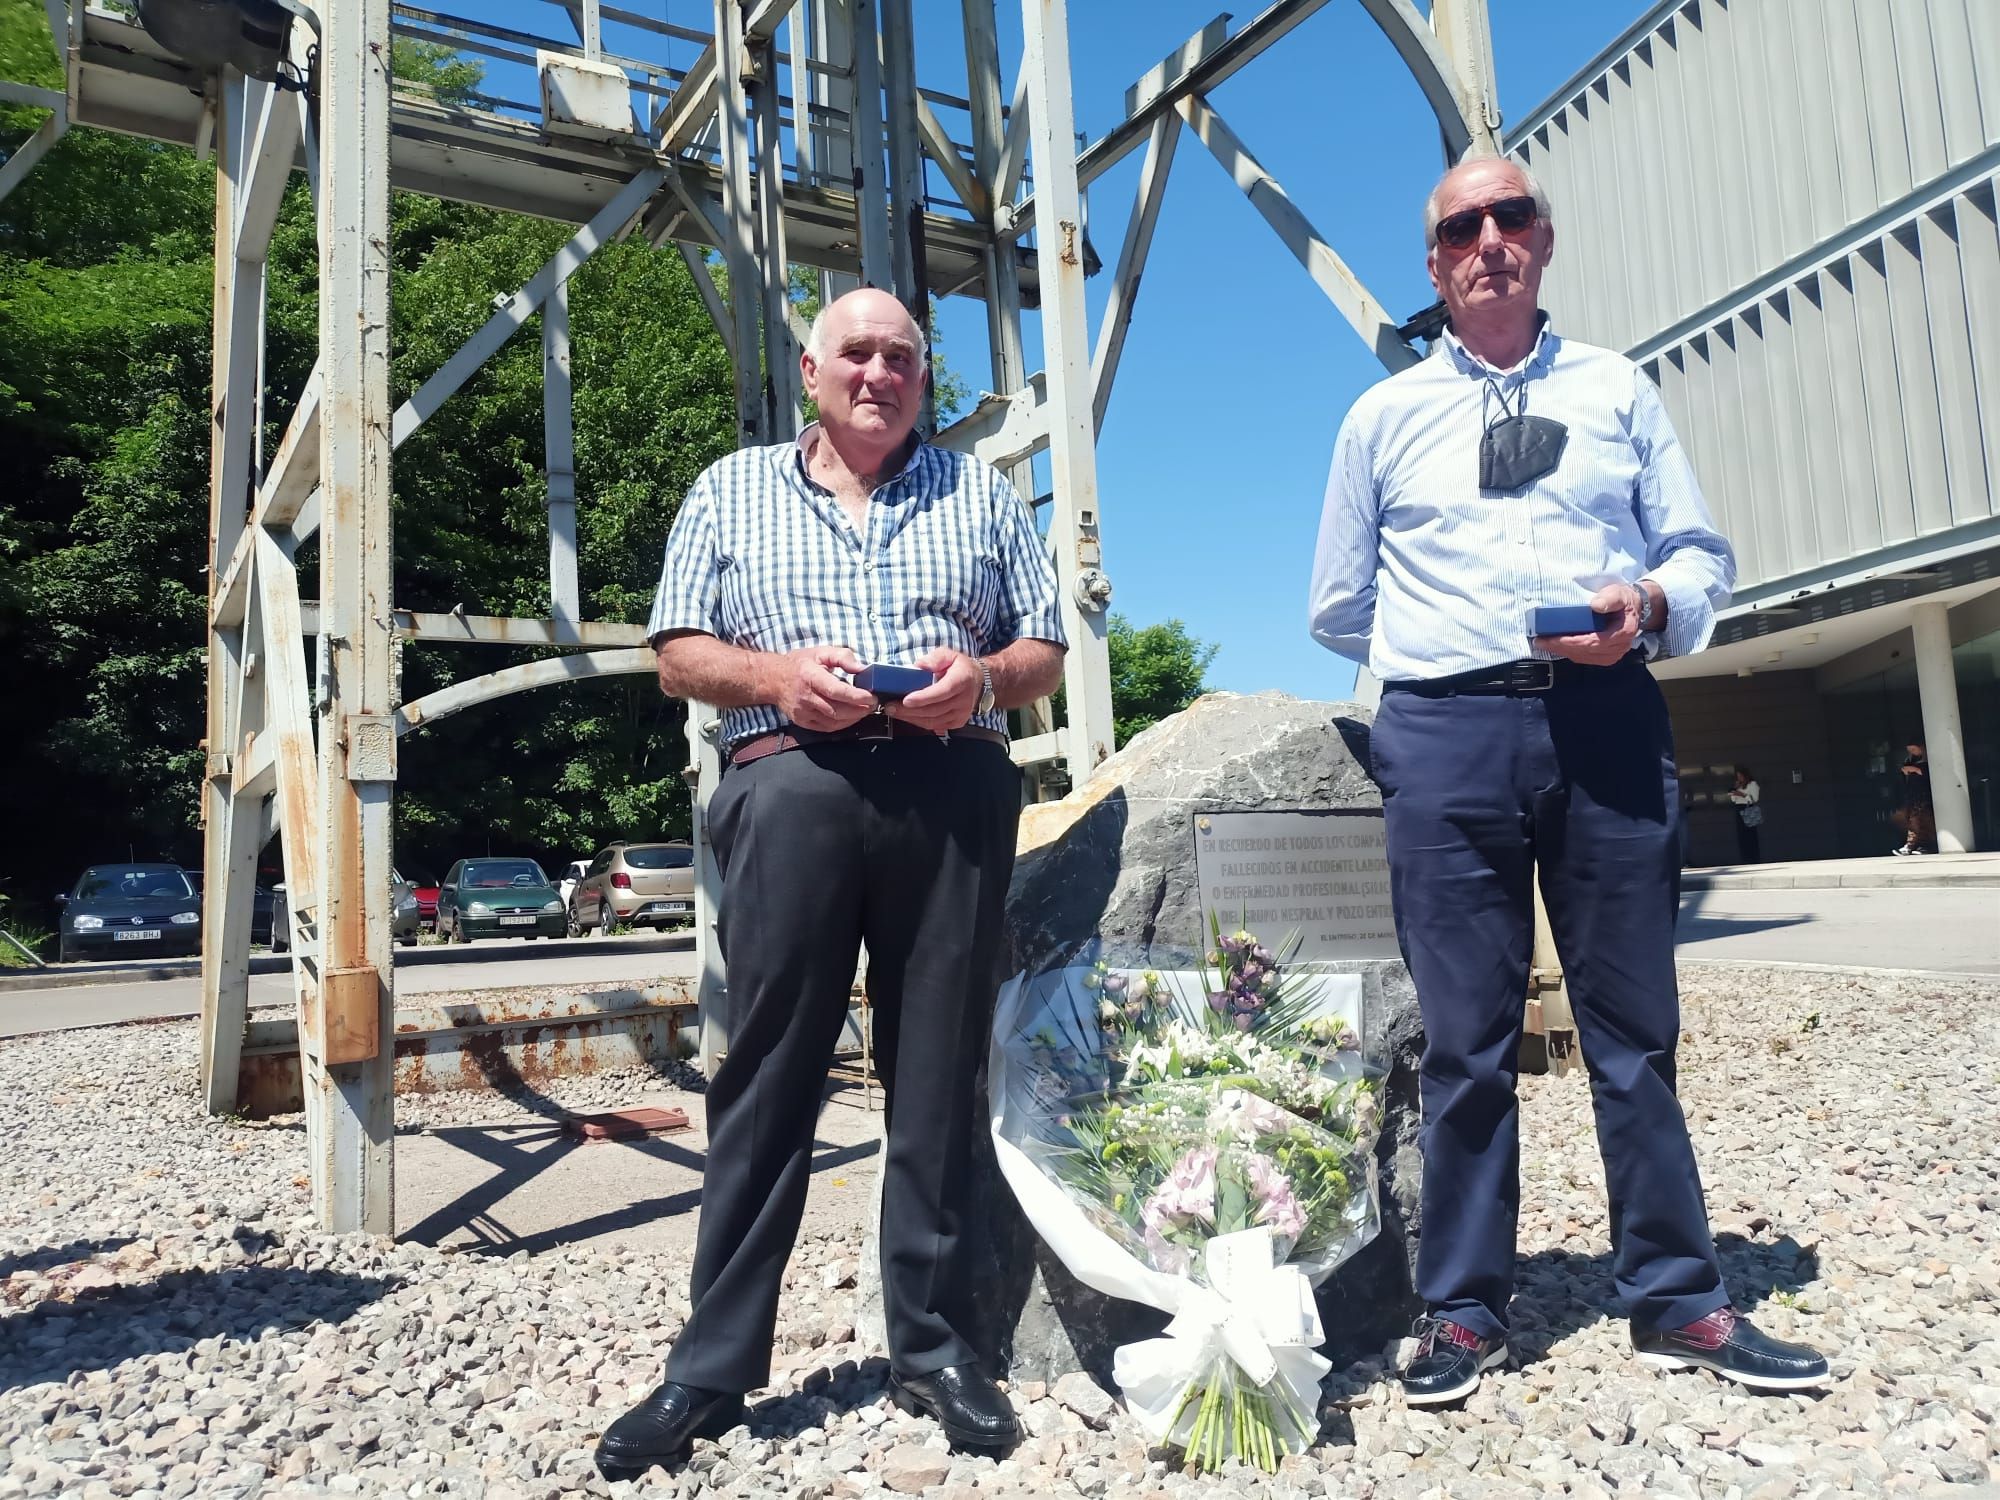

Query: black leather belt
[727,717,1008,768]
[1384,653,1644,698]
[1382,658,1559,697]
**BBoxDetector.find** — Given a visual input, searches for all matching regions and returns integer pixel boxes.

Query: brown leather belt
[726,718,1009,769]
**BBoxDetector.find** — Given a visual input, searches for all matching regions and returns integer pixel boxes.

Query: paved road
[5,885,1994,1038]
[1674,885,2000,975]
[0,931,702,1037]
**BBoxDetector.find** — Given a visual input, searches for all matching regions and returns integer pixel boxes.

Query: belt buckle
[1508,660,1555,694]
[855,708,894,741]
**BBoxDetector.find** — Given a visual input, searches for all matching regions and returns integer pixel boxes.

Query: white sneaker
[1891,845,1913,856]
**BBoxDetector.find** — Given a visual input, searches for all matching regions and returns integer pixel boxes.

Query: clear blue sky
[475,2,1635,699]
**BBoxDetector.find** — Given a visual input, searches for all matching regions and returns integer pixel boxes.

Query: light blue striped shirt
[648,426,1065,750]
[1308,322,1735,681]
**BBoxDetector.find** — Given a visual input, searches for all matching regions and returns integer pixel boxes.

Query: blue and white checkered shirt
[648,426,1066,751]
[1308,321,1736,682]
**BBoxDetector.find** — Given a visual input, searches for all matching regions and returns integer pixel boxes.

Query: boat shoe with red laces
[1632,1306,1829,1390]
[1399,1315,1508,1405]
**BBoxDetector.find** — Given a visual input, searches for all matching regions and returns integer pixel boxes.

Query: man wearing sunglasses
[1309,157,1826,1405]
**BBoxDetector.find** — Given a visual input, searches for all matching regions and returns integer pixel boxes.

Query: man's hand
[887,647,983,733]
[1534,580,1660,666]
[769,645,876,731]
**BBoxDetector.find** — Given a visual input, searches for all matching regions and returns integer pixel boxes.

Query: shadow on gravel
[1506,1230,1820,1367]
[399,1118,881,1258]
[0,1264,397,1393]
[0,1237,135,1281]
[742,1356,896,1440]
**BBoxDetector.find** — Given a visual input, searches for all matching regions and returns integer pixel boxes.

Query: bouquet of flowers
[990,919,1384,1472]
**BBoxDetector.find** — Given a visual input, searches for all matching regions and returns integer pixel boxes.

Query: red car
[407,874,440,929]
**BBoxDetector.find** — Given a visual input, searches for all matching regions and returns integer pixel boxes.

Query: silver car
[270,869,420,952]
[568,842,695,935]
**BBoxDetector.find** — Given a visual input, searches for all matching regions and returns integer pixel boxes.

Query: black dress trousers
[663,736,1021,1393]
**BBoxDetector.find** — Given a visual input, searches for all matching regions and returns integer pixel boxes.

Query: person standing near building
[1308,156,1827,1404]
[595,288,1067,1479]
[1727,765,1763,863]
[1895,740,1934,855]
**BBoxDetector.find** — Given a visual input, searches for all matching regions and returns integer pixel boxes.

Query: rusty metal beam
[311,0,398,1234]
[1020,0,1116,776]
[397,648,656,734]
[1177,94,1419,373]
[237,980,700,1118]
[212,366,321,632]
[1091,110,1180,435]
[933,372,1048,471]
[199,71,261,1115]
[391,167,665,450]
[299,603,646,648]
[1003,0,1332,239]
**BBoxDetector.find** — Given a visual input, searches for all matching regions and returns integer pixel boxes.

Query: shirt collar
[791,422,927,496]
[1439,312,1559,380]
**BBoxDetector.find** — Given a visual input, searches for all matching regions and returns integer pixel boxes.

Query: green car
[437,857,567,942]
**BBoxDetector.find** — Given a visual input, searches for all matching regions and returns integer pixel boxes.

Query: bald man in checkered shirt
[596,289,1065,1481]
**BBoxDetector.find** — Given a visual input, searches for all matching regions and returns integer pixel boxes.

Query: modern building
[1509,0,2000,862]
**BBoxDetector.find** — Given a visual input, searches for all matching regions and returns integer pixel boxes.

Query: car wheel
[597,900,614,936]
[566,902,583,939]
[523,934,538,941]
[58,938,73,965]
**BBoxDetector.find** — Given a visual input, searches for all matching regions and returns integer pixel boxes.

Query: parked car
[391,868,422,945]
[568,842,696,936]
[406,872,440,929]
[270,870,421,952]
[557,859,591,912]
[186,871,278,946]
[57,863,201,963]
[437,858,566,943]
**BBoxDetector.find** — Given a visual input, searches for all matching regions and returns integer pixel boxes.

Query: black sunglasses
[1434,195,1539,250]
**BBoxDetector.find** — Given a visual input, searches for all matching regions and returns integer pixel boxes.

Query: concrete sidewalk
[1681,850,2000,891]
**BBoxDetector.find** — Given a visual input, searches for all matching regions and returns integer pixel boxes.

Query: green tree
[1108,614,1218,747]
[0,19,739,906]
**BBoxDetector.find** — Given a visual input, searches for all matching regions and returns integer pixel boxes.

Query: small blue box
[852,663,935,698]
[1531,604,1620,636]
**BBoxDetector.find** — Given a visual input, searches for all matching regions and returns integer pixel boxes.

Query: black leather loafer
[1399,1315,1508,1405]
[890,1363,1022,1452]
[593,1381,744,1480]
[1633,1306,1829,1390]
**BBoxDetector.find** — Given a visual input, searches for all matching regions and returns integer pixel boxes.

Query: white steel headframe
[7,0,1502,1230]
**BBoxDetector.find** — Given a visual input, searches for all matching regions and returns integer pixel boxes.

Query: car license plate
[646,901,690,915]
[114,929,162,942]
[498,915,536,926]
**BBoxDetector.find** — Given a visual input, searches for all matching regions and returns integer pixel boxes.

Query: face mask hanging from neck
[1478,377,1567,491]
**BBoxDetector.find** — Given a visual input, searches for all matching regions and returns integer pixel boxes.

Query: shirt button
[1516,535,1528,545]
[863,560,875,572]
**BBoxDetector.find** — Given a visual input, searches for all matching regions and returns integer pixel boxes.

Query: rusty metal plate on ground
[564,1106,690,1141]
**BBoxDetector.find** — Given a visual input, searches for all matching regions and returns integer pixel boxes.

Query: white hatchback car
[557,859,592,913]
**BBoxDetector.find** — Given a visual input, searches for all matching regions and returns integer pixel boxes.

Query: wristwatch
[1632,582,1660,632]
[974,658,995,716]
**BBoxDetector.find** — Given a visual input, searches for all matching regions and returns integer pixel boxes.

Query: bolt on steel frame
[10,0,1504,1230]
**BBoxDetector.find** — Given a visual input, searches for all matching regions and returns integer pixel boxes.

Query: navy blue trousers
[1369,655,1729,1340]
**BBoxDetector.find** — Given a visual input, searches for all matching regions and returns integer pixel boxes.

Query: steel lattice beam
[111,0,1513,1229]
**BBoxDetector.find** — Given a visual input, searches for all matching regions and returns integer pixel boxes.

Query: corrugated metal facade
[1509,0,2000,599]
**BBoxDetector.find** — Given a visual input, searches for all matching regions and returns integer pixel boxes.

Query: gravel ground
[1,964,1996,1499]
